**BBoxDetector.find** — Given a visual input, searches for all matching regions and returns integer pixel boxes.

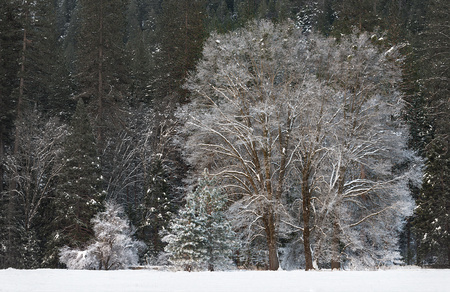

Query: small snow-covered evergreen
[163,174,237,271]
[59,202,145,270]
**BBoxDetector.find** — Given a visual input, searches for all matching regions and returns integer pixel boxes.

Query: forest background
[0,0,448,270]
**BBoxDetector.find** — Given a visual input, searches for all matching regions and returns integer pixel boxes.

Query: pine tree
[152,0,207,102]
[0,6,19,260]
[2,0,67,121]
[136,159,175,259]
[125,0,152,105]
[75,0,129,144]
[414,138,450,266]
[163,174,237,271]
[0,1,18,187]
[206,0,236,33]
[51,99,104,256]
[330,0,382,34]
[411,0,450,267]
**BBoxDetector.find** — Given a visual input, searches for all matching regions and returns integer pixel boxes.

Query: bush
[59,202,145,270]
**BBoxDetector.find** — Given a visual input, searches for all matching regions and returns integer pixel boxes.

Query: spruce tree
[163,174,237,271]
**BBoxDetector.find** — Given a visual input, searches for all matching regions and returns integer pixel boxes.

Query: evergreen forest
[0,0,448,270]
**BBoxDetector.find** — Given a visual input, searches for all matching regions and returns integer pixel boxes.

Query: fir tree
[163,174,237,271]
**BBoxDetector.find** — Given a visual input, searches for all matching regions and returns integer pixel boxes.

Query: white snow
[0,268,449,292]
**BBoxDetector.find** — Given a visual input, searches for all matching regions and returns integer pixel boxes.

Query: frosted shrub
[59,202,145,270]
[59,247,98,270]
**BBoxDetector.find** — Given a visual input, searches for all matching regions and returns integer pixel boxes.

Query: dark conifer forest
[0,0,448,270]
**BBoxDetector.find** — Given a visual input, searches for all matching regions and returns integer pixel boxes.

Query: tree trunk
[406,220,412,265]
[331,217,340,270]
[331,168,346,270]
[302,170,314,271]
[268,238,279,271]
[15,10,27,154]
[302,202,313,270]
[97,0,104,145]
[263,212,279,270]
[447,243,450,267]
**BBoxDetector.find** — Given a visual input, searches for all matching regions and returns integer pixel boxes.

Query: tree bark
[15,10,27,155]
[302,171,314,270]
[263,212,279,270]
[406,220,412,265]
[97,0,104,144]
[331,169,345,269]
[331,217,341,270]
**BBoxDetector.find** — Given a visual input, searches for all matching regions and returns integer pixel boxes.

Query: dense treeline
[0,0,448,270]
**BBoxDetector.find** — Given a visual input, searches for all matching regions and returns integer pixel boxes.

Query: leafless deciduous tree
[6,109,67,233]
[307,33,421,269]
[180,20,334,270]
[179,20,420,270]
[4,109,67,267]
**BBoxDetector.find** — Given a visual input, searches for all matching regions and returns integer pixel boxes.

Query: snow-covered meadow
[1,267,448,292]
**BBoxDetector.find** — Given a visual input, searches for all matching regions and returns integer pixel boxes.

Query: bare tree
[6,110,67,233]
[180,20,333,270]
[4,109,67,267]
[102,104,184,259]
[179,21,420,270]
[309,33,421,269]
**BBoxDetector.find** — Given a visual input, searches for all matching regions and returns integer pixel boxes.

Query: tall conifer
[163,174,237,271]
[412,0,450,267]
[75,0,129,143]
[153,0,207,102]
[53,99,104,251]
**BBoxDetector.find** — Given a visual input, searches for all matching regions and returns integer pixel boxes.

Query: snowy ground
[0,267,448,292]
